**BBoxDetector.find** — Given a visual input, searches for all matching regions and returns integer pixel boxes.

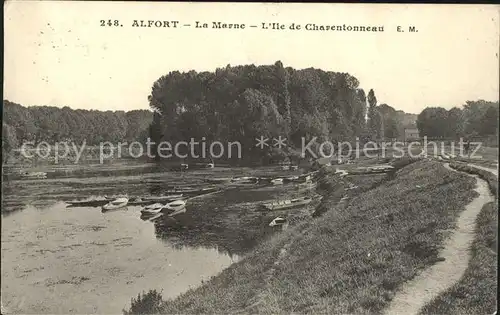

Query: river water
[1,162,317,314]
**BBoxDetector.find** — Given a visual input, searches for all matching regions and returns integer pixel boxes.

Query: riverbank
[419,162,498,315]
[125,159,478,314]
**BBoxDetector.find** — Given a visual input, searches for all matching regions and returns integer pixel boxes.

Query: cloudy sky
[4,2,499,114]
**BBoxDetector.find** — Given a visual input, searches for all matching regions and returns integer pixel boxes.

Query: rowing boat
[261,196,314,211]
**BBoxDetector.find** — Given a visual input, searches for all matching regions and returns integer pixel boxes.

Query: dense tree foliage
[2,100,152,145]
[148,61,378,160]
[416,100,498,139]
[2,123,18,163]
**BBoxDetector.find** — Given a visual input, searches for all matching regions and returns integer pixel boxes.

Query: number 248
[100,20,121,27]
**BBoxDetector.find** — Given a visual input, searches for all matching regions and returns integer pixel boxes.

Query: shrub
[124,289,163,315]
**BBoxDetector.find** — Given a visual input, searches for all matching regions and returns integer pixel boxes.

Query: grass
[124,160,477,314]
[449,162,498,196]
[419,162,498,315]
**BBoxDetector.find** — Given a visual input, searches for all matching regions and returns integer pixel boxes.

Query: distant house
[404,128,420,142]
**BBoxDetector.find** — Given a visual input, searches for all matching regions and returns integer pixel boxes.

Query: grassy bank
[126,160,477,314]
[419,162,498,314]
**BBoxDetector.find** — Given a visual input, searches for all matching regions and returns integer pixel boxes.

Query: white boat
[269,216,287,227]
[231,176,259,184]
[262,196,313,211]
[206,177,232,184]
[147,212,164,222]
[104,194,128,200]
[334,168,348,176]
[271,178,284,185]
[163,199,186,212]
[166,207,187,217]
[19,171,47,179]
[140,203,164,215]
[102,197,129,211]
[165,186,217,195]
[162,200,187,217]
[143,194,184,202]
[67,196,109,207]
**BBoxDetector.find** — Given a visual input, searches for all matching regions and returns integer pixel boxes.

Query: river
[1,162,317,314]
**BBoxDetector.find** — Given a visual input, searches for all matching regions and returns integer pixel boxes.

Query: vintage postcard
[2,2,499,314]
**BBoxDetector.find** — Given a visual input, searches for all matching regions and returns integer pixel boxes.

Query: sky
[3,2,499,114]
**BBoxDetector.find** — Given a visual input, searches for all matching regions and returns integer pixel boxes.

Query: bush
[390,156,421,169]
[124,289,163,315]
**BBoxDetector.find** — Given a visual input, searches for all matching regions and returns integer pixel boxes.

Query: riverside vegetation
[125,159,485,314]
[419,162,497,315]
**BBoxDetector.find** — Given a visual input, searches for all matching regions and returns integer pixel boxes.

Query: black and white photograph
[2,2,499,314]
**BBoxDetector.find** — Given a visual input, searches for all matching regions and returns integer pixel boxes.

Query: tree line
[147,61,416,162]
[2,100,152,161]
[416,100,498,140]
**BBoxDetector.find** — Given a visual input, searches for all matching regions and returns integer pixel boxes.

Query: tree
[480,106,499,136]
[3,100,152,146]
[462,100,498,136]
[446,107,465,139]
[367,89,382,140]
[416,107,449,138]
[2,123,18,163]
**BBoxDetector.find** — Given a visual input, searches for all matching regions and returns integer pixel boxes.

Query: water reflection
[1,163,317,313]
[1,202,239,314]
[150,185,314,256]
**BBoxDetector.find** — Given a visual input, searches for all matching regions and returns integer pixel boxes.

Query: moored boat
[66,196,109,207]
[102,197,129,211]
[140,203,164,215]
[165,207,187,217]
[142,194,184,202]
[165,186,217,195]
[205,177,232,184]
[19,171,47,179]
[162,199,186,212]
[269,216,288,227]
[231,176,259,184]
[128,198,155,206]
[270,178,284,185]
[261,196,314,211]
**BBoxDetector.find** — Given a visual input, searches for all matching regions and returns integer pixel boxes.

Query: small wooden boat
[104,194,128,200]
[19,171,47,179]
[271,178,284,185]
[142,194,184,202]
[127,198,154,206]
[297,174,312,183]
[335,169,348,176]
[66,197,109,207]
[147,212,164,222]
[206,177,232,184]
[171,163,189,171]
[165,187,217,195]
[140,203,164,215]
[269,216,287,227]
[165,207,187,217]
[231,176,259,184]
[102,197,129,211]
[261,196,313,211]
[163,200,186,212]
[285,175,299,182]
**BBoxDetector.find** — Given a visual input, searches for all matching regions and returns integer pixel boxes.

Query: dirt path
[385,163,495,315]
